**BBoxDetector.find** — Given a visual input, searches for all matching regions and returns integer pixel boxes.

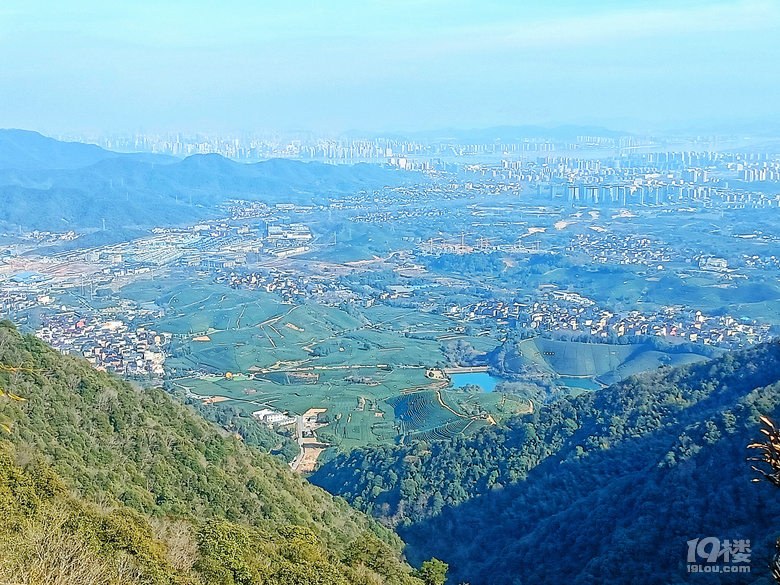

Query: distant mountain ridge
[0,129,176,170]
[0,131,415,230]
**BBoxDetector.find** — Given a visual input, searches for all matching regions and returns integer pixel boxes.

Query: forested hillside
[312,341,780,584]
[0,320,428,584]
[0,130,415,230]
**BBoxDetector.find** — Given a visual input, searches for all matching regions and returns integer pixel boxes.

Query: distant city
[54,129,780,203]
[56,128,761,165]
[2,128,780,467]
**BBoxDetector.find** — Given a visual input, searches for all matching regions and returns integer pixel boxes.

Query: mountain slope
[0,320,425,584]
[486,336,712,385]
[0,148,414,230]
[312,341,780,584]
[0,129,175,170]
[0,443,427,585]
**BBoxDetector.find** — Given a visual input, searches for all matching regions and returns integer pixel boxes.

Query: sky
[1,0,779,135]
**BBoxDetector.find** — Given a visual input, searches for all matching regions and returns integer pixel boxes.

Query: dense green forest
[0,320,431,584]
[184,397,301,463]
[312,341,780,584]
[5,305,780,584]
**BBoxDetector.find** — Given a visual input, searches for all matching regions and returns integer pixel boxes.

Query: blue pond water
[449,372,499,392]
[450,372,601,393]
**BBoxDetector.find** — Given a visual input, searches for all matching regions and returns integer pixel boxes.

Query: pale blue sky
[1,0,778,134]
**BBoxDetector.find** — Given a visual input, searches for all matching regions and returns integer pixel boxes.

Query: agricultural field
[114,260,725,456]
[500,337,711,386]
[120,277,516,451]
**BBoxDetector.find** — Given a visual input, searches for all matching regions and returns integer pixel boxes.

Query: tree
[415,558,448,585]
[748,415,780,583]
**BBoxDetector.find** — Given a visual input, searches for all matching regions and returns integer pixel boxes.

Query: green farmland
[123,278,515,451]
[120,275,705,454]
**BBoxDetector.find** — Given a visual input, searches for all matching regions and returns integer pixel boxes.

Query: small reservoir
[449,371,499,393]
[450,372,602,394]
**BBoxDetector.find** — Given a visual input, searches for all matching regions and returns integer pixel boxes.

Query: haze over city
[2,0,780,135]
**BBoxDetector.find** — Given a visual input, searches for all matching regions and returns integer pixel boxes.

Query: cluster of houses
[222,200,271,220]
[227,269,362,306]
[228,271,310,304]
[447,291,771,349]
[339,183,482,212]
[0,289,53,316]
[568,234,682,267]
[35,313,170,376]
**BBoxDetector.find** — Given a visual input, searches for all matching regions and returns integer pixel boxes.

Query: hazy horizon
[2,1,779,135]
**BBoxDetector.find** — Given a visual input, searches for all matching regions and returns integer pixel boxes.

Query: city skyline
[1,1,779,135]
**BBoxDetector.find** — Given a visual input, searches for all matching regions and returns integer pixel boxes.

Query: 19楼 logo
[687,538,751,573]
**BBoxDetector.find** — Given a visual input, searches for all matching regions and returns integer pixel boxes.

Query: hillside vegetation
[0,320,427,584]
[487,336,713,385]
[312,341,780,584]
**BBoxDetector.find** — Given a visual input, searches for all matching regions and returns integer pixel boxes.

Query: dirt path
[436,390,468,418]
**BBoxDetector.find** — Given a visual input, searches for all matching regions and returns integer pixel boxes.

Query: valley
[1,132,780,584]
[2,135,779,472]
[6,3,780,584]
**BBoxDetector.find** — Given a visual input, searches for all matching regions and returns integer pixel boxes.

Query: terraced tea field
[123,278,509,451]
